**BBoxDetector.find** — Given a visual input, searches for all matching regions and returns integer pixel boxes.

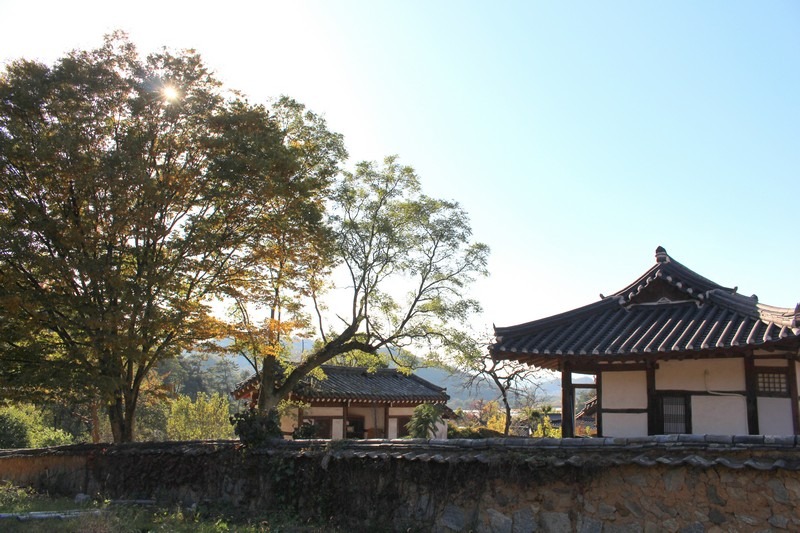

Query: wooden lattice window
[756,370,789,397]
[659,395,690,434]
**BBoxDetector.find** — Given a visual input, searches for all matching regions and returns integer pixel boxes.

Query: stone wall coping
[2,435,800,471]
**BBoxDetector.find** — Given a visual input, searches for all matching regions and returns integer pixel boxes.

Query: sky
[1,1,798,333]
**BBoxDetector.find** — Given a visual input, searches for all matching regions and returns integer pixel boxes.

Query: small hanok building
[232,365,450,439]
[490,247,800,438]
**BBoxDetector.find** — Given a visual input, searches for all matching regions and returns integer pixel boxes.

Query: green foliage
[0,403,73,448]
[159,355,248,402]
[0,34,324,442]
[166,393,235,441]
[253,156,489,415]
[447,424,504,439]
[136,399,170,442]
[230,408,282,446]
[0,411,28,448]
[528,406,561,438]
[0,481,341,532]
[405,403,445,439]
[292,421,318,439]
[531,416,561,438]
[0,34,487,444]
[0,481,38,512]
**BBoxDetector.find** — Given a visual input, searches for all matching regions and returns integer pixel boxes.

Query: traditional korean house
[490,247,800,438]
[232,365,450,439]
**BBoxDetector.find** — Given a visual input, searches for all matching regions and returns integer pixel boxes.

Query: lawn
[0,482,337,532]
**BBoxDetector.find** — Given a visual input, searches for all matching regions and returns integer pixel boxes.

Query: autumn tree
[0,35,328,442]
[234,157,490,419]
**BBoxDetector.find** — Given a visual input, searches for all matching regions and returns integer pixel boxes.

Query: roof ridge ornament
[655,246,669,263]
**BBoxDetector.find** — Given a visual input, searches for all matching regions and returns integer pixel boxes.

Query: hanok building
[232,365,450,439]
[490,247,800,438]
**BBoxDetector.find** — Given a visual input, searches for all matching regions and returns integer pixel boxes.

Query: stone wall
[2,436,800,532]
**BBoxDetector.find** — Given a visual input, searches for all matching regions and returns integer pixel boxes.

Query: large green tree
[0,35,330,442]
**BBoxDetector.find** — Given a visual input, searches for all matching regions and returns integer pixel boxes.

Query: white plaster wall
[433,420,448,440]
[388,418,399,439]
[602,413,648,438]
[758,397,794,435]
[691,395,748,435]
[389,407,415,416]
[332,419,345,440]
[656,359,744,391]
[601,372,646,409]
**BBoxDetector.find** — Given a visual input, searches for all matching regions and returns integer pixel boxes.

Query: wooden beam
[646,362,657,436]
[790,359,799,435]
[744,353,759,435]
[343,401,350,439]
[561,361,574,438]
[596,372,603,438]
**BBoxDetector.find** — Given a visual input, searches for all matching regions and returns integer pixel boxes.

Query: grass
[0,482,340,532]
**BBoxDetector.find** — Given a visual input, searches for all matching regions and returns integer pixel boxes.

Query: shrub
[405,403,445,439]
[167,393,235,441]
[230,408,282,446]
[292,421,318,439]
[447,424,504,439]
[0,412,29,448]
[0,404,73,448]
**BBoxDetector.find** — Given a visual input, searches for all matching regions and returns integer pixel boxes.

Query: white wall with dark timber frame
[599,370,648,438]
[593,355,800,437]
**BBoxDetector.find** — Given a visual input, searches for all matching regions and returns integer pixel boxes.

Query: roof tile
[233,365,449,404]
[491,248,799,369]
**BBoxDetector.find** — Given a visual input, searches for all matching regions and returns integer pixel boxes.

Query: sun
[162,85,180,103]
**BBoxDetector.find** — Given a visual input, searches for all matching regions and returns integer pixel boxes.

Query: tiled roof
[233,365,449,404]
[491,247,800,369]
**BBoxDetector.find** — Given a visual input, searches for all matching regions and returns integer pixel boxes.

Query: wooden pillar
[646,362,657,436]
[596,372,603,438]
[790,359,800,435]
[561,360,574,438]
[744,353,759,435]
[343,402,350,439]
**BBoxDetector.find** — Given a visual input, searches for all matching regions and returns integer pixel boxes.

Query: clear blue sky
[2,1,798,331]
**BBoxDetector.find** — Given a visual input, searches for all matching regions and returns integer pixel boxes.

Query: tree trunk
[107,394,136,442]
[90,401,100,443]
[257,357,280,414]
[502,396,512,436]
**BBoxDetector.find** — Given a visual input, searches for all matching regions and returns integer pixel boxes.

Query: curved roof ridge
[489,247,799,364]
[612,246,735,302]
[757,302,800,330]
[705,291,798,329]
